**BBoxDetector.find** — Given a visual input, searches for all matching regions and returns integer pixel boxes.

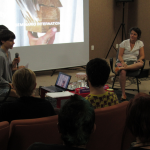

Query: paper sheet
[46,91,74,98]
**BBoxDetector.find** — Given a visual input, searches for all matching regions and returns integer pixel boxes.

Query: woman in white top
[115,27,145,100]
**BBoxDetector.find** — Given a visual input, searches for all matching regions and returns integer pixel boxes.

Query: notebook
[42,72,71,92]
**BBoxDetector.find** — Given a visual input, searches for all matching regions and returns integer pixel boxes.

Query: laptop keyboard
[49,86,63,92]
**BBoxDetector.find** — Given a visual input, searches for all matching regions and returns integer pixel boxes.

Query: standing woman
[115,27,145,100]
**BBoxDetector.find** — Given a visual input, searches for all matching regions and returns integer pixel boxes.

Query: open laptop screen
[55,72,71,89]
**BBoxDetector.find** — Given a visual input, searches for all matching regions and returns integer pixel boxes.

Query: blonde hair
[12,68,36,97]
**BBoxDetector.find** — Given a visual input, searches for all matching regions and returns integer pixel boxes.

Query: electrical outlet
[91,45,94,50]
[116,44,118,49]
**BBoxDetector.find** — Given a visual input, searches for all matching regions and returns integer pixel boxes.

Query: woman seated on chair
[126,93,150,150]
[115,27,145,100]
[0,68,56,123]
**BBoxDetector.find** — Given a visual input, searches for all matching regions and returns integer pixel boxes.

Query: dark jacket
[0,96,56,123]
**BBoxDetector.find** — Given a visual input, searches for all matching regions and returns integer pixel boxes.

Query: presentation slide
[0,0,89,71]
[0,0,83,46]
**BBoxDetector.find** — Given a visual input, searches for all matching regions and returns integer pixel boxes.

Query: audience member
[0,25,8,31]
[28,94,96,150]
[0,68,56,123]
[85,58,119,109]
[126,93,150,150]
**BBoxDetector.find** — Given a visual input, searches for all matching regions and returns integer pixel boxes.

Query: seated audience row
[27,92,150,150]
[0,57,119,123]
[0,57,149,150]
[27,94,95,150]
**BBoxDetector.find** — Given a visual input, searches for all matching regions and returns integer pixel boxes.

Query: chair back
[87,101,135,150]
[8,116,62,150]
[0,83,11,103]
[0,121,9,150]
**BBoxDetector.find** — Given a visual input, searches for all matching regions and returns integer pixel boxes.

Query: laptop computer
[42,72,71,92]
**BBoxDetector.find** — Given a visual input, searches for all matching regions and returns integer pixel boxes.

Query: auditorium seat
[0,121,9,150]
[87,101,135,150]
[8,116,62,150]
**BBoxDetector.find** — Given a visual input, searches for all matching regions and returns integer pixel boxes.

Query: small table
[39,86,89,108]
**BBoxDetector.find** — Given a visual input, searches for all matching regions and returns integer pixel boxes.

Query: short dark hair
[0,29,15,45]
[86,58,110,87]
[58,94,95,146]
[0,25,8,31]
[129,27,141,40]
[126,93,150,144]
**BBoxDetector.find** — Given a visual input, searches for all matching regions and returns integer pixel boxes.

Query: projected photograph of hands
[0,0,84,47]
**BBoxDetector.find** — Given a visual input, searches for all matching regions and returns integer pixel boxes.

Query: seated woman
[0,68,56,123]
[115,27,145,100]
[126,93,150,150]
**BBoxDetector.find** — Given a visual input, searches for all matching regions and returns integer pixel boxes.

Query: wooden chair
[8,116,62,150]
[0,121,9,150]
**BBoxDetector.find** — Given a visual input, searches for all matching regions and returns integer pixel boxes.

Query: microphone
[15,53,19,68]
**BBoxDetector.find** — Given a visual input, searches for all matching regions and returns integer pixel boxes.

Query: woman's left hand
[137,60,144,63]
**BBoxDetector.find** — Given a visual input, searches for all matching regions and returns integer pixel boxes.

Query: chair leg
[136,78,139,93]
[112,75,117,89]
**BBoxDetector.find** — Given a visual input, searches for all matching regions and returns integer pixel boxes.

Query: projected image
[0,0,84,47]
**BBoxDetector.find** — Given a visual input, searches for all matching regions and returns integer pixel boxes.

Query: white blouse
[119,39,144,61]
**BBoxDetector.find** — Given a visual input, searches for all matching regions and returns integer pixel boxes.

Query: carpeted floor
[114,89,135,103]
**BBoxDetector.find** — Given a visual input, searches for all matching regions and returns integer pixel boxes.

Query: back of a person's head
[0,25,8,31]
[12,68,36,97]
[126,93,150,144]
[86,58,110,87]
[58,94,95,146]
[0,29,15,45]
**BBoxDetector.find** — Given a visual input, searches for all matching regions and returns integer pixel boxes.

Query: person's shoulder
[33,97,54,105]
[119,39,129,47]
[122,39,129,43]
[106,91,117,97]
[27,143,85,150]
[27,142,49,150]
[136,40,144,45]
[0,50,5,58]
[85,94,92,100]
[1,99,19,106]
[20,96,46,102]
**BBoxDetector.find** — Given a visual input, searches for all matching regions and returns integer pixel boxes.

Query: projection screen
[0,0,89,71]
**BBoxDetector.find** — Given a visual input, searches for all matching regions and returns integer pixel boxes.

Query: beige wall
[128,0,150,60]
[89,0,150,60]
[89,0,129,60]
